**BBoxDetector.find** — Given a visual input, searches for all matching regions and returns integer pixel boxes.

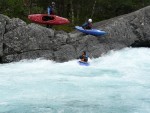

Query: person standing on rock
[47,2,56,28]
[82,19,93,29]
[47,2,56,15]
[79,51,88,62]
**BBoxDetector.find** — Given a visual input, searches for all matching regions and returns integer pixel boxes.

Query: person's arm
[82,23,87,29]
[79,55,83,59]
[47,7,51,15]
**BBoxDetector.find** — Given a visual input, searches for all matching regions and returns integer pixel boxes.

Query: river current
[0,48,150,113]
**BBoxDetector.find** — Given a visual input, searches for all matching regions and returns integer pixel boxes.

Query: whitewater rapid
[0,48,150,113]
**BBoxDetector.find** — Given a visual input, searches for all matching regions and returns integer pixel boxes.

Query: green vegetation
[0,0,150,32]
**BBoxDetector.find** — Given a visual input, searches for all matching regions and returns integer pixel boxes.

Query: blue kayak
[75,26,106,36]
[78,61,90,66]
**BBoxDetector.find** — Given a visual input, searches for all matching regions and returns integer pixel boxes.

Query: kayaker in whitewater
[47,2,56,15]
[82,19,93,29]
[79,51,88,62]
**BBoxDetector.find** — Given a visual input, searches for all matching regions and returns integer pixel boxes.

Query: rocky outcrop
[0,6,150,63]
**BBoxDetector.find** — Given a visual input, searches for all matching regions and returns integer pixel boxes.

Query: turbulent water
[0,48,150,113]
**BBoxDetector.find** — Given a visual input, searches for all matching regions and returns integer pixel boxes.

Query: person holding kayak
[47,2,56,28]
[47,2,56,15]
[79,51,88,62]
[82,19,93,29]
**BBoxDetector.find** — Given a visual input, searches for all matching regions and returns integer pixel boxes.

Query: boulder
[0,6,150,63]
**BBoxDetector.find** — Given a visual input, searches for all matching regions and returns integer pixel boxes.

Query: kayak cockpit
[42,16,55,21]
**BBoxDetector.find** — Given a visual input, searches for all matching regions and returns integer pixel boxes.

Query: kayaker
[79,51,88,62]
[82,19,93,29]
[47,2,56,15]
[47,2,56,28]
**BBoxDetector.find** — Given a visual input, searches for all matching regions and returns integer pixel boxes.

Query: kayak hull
[75,26,106,36]
[28,14,70,25]
[78,61,90,66]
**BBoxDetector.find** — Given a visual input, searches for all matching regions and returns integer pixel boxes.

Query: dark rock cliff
[0,6,150,63]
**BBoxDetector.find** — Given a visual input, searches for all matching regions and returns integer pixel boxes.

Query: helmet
[88,19,92,23]
[52,2,55,5]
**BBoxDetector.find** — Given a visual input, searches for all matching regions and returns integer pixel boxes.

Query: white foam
[0,48,150,113]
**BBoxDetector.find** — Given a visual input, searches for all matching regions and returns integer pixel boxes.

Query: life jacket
[82,22,92,29]
[79,53,88,62]
[88,23,92,28]
[47,6,55,15]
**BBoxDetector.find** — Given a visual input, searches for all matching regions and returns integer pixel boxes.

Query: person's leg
[49,25,53,28]
[46,24,49,28]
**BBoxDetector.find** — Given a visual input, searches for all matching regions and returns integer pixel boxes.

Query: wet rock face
[0,6,150,63]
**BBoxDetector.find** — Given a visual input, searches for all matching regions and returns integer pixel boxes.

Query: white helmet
[88,19,92,23]
[52,2,55,5]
